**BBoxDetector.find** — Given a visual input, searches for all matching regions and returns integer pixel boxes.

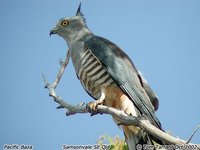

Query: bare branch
[43,74,88,116]
[44,80,199,146]
[52,50,70,89]
[96,106,198,145]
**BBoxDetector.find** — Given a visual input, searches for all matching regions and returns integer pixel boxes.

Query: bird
[50,4,164,149]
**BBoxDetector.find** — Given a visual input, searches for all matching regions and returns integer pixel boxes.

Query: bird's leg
[87,93,105,116]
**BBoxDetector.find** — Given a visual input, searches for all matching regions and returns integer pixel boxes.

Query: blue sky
[1,0,200,149]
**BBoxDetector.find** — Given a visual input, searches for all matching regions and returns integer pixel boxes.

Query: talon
[87,101,99,116]
[86,93,105,116]
[123,108,132,116]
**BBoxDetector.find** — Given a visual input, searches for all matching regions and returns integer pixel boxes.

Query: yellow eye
[61,20,69,26]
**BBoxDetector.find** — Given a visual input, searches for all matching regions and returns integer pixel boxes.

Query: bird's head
[50,3,90,43]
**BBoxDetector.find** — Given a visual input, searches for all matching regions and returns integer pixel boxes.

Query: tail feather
[123,125,165,150]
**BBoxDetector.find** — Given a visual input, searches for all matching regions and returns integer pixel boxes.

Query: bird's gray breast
[73,47,116,99]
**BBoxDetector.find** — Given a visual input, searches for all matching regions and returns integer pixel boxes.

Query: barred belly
[77,49,116,99]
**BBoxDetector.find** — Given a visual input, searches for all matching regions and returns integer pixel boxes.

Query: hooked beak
[49,28,58,36]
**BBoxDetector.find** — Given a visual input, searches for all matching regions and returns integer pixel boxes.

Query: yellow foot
[87,100,104,116]
[87,92,105,116]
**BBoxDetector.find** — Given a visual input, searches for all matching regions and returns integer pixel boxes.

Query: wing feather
[84,35,161,128]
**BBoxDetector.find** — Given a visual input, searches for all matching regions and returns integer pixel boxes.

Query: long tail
[123,125,165,150]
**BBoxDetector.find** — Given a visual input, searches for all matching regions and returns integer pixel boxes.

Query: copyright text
[136,144,198,150]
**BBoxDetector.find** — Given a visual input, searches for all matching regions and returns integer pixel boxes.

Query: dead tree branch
[43,50,200,148]
[52,50,70,89]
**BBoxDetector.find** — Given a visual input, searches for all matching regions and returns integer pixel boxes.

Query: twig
[52,50,70,89]
[187,125,200,144]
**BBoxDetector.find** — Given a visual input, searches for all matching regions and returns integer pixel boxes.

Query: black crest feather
[76,3,84,16]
